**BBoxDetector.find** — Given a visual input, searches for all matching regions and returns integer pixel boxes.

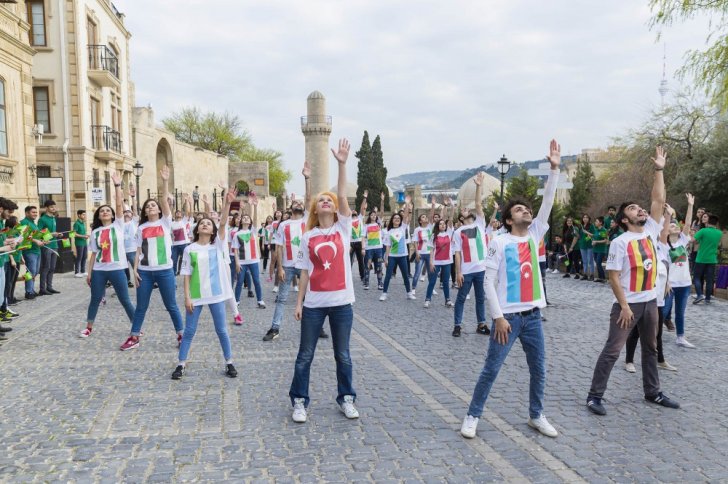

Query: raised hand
[444,196,452,206]
[110,171,122,186]
[331,138,350,164]
[547,139,561,169]
[380,192,385,201]
[225,187,238,204]
[160,164,170,181]
[652,146,666,170]
[363,189,369,198]
[404,195,412,205]
[302,160,311,179]
[493,200,500,211]
[202,193,208,202]
[686,193,694,205]
[474,172,484,186]
[249,191,258,206]
[129,183,136,198]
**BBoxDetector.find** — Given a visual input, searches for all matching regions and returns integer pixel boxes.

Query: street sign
[90,187,105,202]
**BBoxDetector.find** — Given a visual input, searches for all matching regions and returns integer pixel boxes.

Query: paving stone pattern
[0,269,726,482]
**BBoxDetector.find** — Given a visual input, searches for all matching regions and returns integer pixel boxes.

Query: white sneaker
[625,362,636,373]
[294,286,299,292]
[272,286,279,293]
[460,415,479,438]
[257,301,266,309]
[419,276,425,282]
[379,293,388,301]
[446,300,454,308]
[411,289,416,296]
[339,395,359,419]
[466,294,471,300]
[432,289,438,296]
[552,269,560,274]
[74,273,84,278]
[424,301,430,308]
[79,327,92,338]
[407,292,416,300]
[528,415,558,437]
[658,361,678,371]
[292,398,307,423]
[676,337,696,348]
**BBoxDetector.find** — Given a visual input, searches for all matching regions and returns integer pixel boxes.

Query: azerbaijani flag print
[460,227,484,263]
[366,225,380,247]
[96,227,120,263]
[504,240,541,304]
[141,225,169,267]
[627,238,657,292]
[237,231,258,260]
[188,248,223,300]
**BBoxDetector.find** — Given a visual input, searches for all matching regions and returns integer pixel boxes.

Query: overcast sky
[114,0,708,195]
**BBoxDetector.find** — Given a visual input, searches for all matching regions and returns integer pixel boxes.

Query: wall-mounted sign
[37,177,63,195]
[254,178,265,186]
[91,187,105,202]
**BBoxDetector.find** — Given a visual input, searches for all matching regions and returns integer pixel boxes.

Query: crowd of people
[0,139,723,434]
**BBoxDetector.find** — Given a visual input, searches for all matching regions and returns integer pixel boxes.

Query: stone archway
[156,138,173,196]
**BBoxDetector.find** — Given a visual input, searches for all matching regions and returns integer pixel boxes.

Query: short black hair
[708,214,719,226]
[0,197,18,211]
[608,205,616,211]
[25,205,37,213]
[44,199,56,207]
[500,198,532,233]
[596,216,604,225]
[615,201,635,231]
[77,209,86,216]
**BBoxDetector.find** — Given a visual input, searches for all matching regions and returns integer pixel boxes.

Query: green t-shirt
[38,213,58,249]
[73,219,88,247]
[604,216,614,230]
[694,227,722,264]
[578,224,596,250]
[19,217,40,254]
[0,219,6,267]
[592,227,609,254]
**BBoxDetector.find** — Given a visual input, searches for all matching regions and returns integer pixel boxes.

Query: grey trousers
[39,249,58,292]
[589,300,660,399]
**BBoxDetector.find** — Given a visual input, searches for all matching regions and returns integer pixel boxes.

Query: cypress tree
[371,135,390,211]
[355,131,373,210]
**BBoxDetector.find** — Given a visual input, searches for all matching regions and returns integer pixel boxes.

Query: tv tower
[659,43,669,106]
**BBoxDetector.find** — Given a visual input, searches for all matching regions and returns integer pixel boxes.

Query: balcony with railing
[300,115,332,126]
[87,45,120,87]
[91,125,123,160]
[301,115,332,135]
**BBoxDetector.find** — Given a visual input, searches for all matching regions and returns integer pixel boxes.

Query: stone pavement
[1,268,727,483]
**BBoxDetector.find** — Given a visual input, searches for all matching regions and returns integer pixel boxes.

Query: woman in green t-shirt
[578,214,596,281]
[591,216,609,282]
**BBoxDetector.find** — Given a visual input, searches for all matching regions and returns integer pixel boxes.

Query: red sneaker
[79,327,92,338]
[234,314,244,326]
[120,336,139,351]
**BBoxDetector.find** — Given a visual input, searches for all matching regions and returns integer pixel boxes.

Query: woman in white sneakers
[425,217,455,308]
[232,194,265,309]
[362,209,384,290]
[172,187,238,380]
[289,138,359,423]
[79,172,136,338]
[380,197,414,301]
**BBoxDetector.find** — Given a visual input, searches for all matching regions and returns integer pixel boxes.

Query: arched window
[0,78,8,157]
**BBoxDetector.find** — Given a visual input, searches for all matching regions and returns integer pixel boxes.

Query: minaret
[659,43,669,106]
[301,91,333,197]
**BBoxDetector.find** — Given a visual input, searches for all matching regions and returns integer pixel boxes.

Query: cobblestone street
[1,270,727,482]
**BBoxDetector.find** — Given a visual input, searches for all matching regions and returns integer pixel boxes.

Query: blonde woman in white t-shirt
[289,139,359,424]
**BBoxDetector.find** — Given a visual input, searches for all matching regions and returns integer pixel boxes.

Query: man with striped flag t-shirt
[586,146,680,416]
[460,139,561,440]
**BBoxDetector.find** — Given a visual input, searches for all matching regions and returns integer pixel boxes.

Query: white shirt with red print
[274,217,307,268]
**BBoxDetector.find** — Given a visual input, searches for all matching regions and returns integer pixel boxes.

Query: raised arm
[650,146,666,221]
[302,160,312,208]
[403,195,412,225]
[474,172,485,218]
[219,187,237,241]
[683,193,694,237]
[331,138,351,217]
[659,204,672,243]
[429,196,436,222]
[360,189,368,215]
[535,139,561,226]
[250,192,259,227]
[110,171,124,217]
[159,165,172,218]
[489,200,500,225]
[202,193,210,216]
[379,192,385,214]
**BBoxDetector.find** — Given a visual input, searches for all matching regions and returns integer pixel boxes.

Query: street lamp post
[497,154,511,204]
[132,161,144,212]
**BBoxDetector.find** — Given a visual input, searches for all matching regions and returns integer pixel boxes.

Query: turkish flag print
[308,232,346,292]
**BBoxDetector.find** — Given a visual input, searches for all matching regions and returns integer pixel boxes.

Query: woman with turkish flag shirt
[289,138,359,424]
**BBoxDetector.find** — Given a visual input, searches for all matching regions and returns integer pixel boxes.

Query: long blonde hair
[306,191,339,231]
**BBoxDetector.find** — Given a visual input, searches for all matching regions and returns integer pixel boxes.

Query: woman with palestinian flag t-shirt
[288,138,359,424]
[79,172,136,338]
[232,195,265,309]
[120,165,184,351]
[171,187,239,380]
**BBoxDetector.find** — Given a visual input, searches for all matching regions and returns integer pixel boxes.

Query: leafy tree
[237,146,292,198]
[568,157,596,216]
[505,169,542,209]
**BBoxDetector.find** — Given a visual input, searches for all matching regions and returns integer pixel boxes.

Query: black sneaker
[47,288,61,294]
[693,296,705,305]
[0,325,12,333]
[128,281,134,288]
[586,396,606,415]
[476,323,490,335]
[562,273,570,278]
[645,392,680,409]
[574,274,580,280]
[171,365,185,380]
[247,291,254,298]
[263,328,279,341]
[452,326,461,337]
[225,364,238,378]
[319,328,329,339]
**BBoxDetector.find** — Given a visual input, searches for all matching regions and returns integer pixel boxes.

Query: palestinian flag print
[236,231,258,261]
[627,238,657,292]
[141,225,170,267]
[460,227,485,263]
[504,240,542,304]
[95,226,121,263]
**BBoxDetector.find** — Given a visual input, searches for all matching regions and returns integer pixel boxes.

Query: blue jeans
[234,262,262,302]
[383,255,411,294]
[87,269,135,324]
[412,254,430,289]
[24,252,40,293]
[289,304,355,407]
[593,252,606,279]
[179,301,232,362]
[580,248,594,275]
[0,263,5,307]
[130,268,184,336]
[468,309,545,419]
[454,270,486,326]
[364,248,383,287]
[171,244,187,275]
[271,266,300,330]
[426,264,451,301]
[74,245,88,274]
[663,285,690,336]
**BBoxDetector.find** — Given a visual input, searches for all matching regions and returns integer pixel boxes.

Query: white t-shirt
[123,219,138,253]
[384,226,409,257]
[485,218,548,314]
[452,215,487,275]
[231,228,260,264]
[351,216,363,243]
[275,218,307,268]
[136,215,173,271]
[667,233,691,288]
[295,214,355,308]
[364,223,383,250]
[431,229,454,265]
[171,217,191,246]
[605,217,662,304]
[413,225,433,255]
[655,241,670,307]
[180,236,234,306]
[90,218,128,271]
